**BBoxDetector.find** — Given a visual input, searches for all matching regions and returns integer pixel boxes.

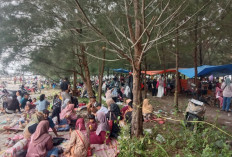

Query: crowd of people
[1,73,231,156]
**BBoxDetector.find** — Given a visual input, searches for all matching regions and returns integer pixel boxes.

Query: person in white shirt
[96,103,108,114]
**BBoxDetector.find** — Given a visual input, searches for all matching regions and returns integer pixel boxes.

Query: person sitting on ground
[26,120,59,157]
[16,91,22,103]
[96,103,108,114]
[106,103,122,138]
[63,129,89,157]
[124,101,133,124]
[3,104,32,131]
[35,94,50,112]
[61,99,70,110]
[51,94,62,124]
[87,96,98,114]
[57,103,77,131]
[31,98,37,109]
[20,93,29,109]
[87,114,97,132]
[106,98,116,110]
[121,99,132,118]
[89,112,110,144]
[5,95,21,114]
[60,103,77,124]
[23,112,45,140]
[75,117,86,131]
[43,109,59,137]
[142,99,154,121]
[105,87,112,100]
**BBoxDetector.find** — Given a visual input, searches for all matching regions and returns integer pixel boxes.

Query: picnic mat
[8,124,24,131]
[90,139,119,157]
[58,139,119,157]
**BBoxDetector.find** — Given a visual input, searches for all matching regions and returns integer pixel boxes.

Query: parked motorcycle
[20,83,41,94]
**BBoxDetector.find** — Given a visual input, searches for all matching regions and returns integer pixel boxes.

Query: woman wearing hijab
[142,99,154,120]
[106,103,122,138]
[89,112,110,144]
[60,103,77,124]
[61,99,70,110]
[23,112,44,140]
[26,120,59,157]
[157,76,165,98]
[106,98,115,109]
[63,129,89,157]
[221,78,232,112]
[121,99,132,118]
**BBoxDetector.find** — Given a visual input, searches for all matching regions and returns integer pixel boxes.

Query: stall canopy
[178,64,232,78]
[198,64,232,77]
[142,68,182,75]
[113,68,129,73]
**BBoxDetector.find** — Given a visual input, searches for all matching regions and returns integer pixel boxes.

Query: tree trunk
[73,71,77,96]
[174,27,179,111]
[144,57,147,99]
[80,45,94,97]
[131,63,143,137]
[131,0,143,137]
[98,50,105,103]
[193,17,198,84]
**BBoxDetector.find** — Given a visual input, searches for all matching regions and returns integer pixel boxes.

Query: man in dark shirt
[20,93,29,109]
[43,109,59,137]
[60,77,69,91]
[152,78,157,96]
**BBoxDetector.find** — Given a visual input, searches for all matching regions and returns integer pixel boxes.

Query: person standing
[157,76,164,98]
[151,78,157,96]
[221,78,232,112]
[60,77,71,105]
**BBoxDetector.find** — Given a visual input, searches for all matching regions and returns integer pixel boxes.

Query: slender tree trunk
[98,50,105,103]
[131,62,143,137]
[194,17,198,84]
[199,30,203,66]
[73,71,77,96]
[80,45,94,97]
[144,57,147,99]
[174,27,179,111]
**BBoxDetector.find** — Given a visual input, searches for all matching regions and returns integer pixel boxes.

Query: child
[30,98,37,109]
[87,114,97,132]
[18,113,29,128]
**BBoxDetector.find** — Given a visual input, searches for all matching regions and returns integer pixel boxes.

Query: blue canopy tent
[179,64,232,78]
[198,64,232,77]
[178,65,215,78]
[113,68,129,73]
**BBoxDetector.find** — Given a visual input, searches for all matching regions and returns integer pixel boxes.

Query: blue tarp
[113,68,129,73]
[178,65,215,78]
[179,64,232,78]
[198,64,232,77]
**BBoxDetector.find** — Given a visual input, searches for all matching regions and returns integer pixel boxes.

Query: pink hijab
[60,104,75,120]
[96,112,109,135]
[31,120,50,144]
[75,118,86,131]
